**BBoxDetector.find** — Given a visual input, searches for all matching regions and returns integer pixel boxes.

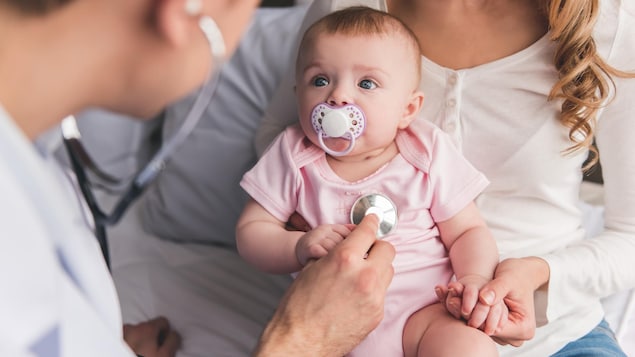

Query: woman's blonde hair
[545,0,634,169]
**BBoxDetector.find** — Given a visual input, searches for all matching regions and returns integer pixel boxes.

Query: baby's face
[295,32,421,158]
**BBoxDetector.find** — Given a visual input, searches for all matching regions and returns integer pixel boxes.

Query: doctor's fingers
[157,330,181,357]
[363,239,395,292]
[124,316,181,357]
[338,214,382,256]
[124,316,169,341]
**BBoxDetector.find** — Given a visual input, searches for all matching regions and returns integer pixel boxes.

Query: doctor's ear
[398,91,424,129]
[154,0,203,46]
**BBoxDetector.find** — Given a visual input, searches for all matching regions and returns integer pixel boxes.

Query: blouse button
[448,74,458,85]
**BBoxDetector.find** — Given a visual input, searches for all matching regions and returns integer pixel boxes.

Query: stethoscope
[61,16,226,269]
[350,193,398,238]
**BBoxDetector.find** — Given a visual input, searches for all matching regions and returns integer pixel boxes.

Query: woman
[0,0,395,355]
[255,0,635,355]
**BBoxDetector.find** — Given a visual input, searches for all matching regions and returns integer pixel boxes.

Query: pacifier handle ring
[318,130,356,157]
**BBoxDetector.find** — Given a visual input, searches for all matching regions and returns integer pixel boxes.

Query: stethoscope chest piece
[350,193,398,238]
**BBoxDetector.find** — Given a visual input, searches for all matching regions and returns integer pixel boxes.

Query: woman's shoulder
[598,0,635,19]
[595,0,635,62]
[611,0,635,16]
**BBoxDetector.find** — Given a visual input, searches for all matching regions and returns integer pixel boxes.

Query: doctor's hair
[542,0,635,169]
[3,0,73,14]
[297,6,422,84]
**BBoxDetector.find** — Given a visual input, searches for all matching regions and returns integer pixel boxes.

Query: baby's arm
[437,202,503,333]
[236,199,305,274]
[236,199,352,274]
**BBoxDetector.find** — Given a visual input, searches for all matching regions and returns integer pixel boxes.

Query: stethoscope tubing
[63,15,226,269]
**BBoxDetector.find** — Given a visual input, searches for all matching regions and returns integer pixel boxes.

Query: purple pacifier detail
[311,103,366,156]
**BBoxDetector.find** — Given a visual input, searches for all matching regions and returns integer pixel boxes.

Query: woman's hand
[479,257,549,346]
[436,275,508,336]
[435,257,548,346]
[123,316,181,357]
[255,214,396,356]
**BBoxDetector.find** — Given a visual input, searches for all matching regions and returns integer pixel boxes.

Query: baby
[237,6,501,357]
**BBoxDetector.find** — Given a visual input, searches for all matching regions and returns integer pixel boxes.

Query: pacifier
[311,103,366,156]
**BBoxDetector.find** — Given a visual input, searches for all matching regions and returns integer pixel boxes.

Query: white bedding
[107,195,290,357]
[71,6,634,357]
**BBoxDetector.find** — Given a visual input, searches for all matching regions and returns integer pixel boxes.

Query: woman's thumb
[479,279,509,306]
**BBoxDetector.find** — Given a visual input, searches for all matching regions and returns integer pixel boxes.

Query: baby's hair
[2,0,72,15]
[544,0,635,169]
[297,6,422,84]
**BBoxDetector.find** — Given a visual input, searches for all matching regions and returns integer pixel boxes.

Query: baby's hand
[295,224,353,266]
[436,276,508,336]
[455,274,490,320]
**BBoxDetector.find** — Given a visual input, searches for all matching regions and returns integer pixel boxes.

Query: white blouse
[254,1,635,355]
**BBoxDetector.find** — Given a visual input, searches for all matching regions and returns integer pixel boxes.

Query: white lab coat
[0,106,134,356]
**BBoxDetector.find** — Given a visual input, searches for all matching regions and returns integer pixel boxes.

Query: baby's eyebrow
[351,64,388,78]
[352,63,384,72]
[301,62,325,74]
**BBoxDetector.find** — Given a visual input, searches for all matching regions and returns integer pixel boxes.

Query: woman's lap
[551,320,627,357]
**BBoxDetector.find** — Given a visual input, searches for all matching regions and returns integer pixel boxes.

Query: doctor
[0,0,395,356]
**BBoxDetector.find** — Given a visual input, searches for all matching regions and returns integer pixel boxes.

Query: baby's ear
[398,91,424,129]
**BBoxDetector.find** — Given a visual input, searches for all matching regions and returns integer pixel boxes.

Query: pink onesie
[241,121,489,356]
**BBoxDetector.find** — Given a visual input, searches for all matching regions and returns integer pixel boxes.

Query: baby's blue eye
[313,77,329,87]
[359,79,377,90]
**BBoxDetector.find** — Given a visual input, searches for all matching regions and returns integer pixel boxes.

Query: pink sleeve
[427,129,490,222]
[240,128,299,223]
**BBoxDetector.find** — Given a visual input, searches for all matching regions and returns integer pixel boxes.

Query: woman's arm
[475,5,635,346]
[537,71,635,322]
[477,43,635,347]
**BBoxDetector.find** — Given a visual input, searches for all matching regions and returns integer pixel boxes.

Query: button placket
[443,71,463,146]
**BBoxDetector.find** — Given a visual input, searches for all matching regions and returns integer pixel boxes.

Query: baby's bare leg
[403,303,498,357]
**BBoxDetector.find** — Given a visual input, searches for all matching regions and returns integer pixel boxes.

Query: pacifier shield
[311,103,365,140]
[321,110,349,137]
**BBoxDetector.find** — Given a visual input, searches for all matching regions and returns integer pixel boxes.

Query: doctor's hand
[255,214,396,356]
[123,316,181,357]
